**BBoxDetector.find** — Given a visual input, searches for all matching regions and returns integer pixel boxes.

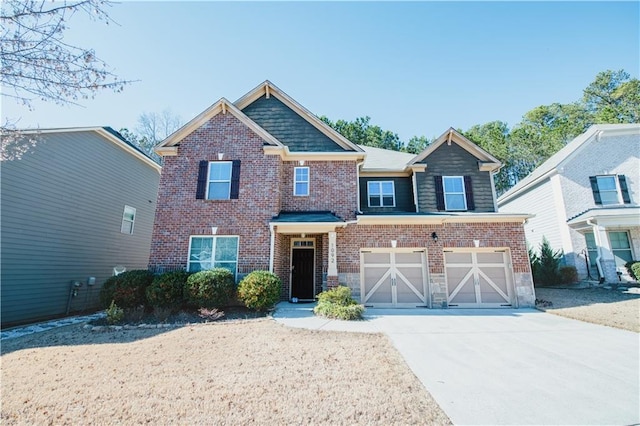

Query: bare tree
[119,110,182,164]
[1,0,134,109]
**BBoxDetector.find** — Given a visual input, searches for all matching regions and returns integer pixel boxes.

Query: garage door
[444,250,514,308]
[361,249,428,308]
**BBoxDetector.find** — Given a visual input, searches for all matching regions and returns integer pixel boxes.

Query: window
[196,160,241,200]
[584,232,598,268]
[590,175,631,205]
[368,181,395,207]
[188,236,239,276]
[207,161,232,199]
[294,167,309,196]
[121,206,136,234]
[609,231,633,269]
[443,176,467,211]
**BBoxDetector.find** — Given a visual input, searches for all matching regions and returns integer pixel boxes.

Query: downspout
[269,223,275,273]
[355,160,364,214]
[586,219,604,280]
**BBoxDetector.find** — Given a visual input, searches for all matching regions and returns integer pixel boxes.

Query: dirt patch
[1,319,450,425]
[535,287,640,332]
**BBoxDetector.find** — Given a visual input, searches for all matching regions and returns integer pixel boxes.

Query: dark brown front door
[291,248,314,300]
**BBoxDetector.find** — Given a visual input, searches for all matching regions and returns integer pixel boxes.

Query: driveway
[274,305,640,425]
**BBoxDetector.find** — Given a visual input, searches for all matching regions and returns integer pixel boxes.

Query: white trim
[367,180,396,208]
[356,213,532,225]
[290,237,316,301]
[595,174,624,205]
[120,205,136,234]
[443,176,467,211]
[293,166,310,196]
[206,161,232,200]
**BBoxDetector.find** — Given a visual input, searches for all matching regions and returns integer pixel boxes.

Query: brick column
[327,231,338,288]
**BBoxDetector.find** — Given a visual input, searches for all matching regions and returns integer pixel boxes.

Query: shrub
[237,271,281,311]
[146,270,190,310]
[625,261,640,280]
[124,305,145,323]
[530,237,563,286]
[99,270,154,309]
[184,268,235,308]
[559,266,579,284]
[106,301,124,325]
[313,286,364,320]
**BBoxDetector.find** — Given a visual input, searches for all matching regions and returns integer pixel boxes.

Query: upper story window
[368,181,395,207]
[120,205,136,234]
[443,176,467,211]
[434,175,475,211]
[196,160,241,200]
[294,167,309,196]
[589,175,631,205]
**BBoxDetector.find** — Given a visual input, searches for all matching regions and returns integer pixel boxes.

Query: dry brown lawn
[1,319,450,425]
[535,287,640,332]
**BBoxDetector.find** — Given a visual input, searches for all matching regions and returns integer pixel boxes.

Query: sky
[2,1,639,142]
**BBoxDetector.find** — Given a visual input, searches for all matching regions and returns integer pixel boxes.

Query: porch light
[431,232,438,243]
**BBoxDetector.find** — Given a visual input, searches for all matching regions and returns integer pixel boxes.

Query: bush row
[100,269,282,312]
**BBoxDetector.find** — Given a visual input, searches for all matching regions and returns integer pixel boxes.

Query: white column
[328,231,338,276]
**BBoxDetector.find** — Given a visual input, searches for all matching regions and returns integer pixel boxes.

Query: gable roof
[498,123,640,205]
[234,80,363,153]
[408,127,501,171]
[11,126,161,171]
[155,98,283,155]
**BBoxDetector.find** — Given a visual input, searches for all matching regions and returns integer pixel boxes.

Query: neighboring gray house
[1,127,161,327]
[498,124,640,283]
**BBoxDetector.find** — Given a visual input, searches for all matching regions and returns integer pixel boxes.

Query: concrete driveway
[274,304,640,425]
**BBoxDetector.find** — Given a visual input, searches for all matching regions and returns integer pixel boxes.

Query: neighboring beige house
[498,124,640,283]
[1,127,161,327]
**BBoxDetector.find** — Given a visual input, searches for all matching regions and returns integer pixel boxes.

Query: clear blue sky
[3,1,639,142]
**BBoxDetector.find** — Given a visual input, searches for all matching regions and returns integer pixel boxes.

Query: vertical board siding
[416,142,496,212]
[1,131,160,326]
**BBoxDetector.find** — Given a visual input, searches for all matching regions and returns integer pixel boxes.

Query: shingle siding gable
[241,95,346,152]
[416,142,495,212]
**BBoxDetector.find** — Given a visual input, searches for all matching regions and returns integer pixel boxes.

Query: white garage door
[361,249,428,308]
[445,249,514,308]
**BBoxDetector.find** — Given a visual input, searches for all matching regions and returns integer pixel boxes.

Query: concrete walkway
[273,302,640,426]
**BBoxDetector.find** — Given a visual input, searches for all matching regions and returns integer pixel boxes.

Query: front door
[291,248,314,300]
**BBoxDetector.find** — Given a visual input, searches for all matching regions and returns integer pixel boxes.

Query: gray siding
[1,131,160,326]
[359,177,416,213]
[416,142,496,212]
[242,95,346,152]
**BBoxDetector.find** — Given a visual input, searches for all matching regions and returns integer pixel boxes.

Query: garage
[444,249,514,308]
[360,249,428,308]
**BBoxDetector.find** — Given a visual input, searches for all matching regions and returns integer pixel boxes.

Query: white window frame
[187,235,240,278]
[443,176,467,211]
[367,181,396,207]
[206,161,232,200]
[596,175,622,205]
[608,231,633,270]
[120,205,136,234]
[294,166,309,196]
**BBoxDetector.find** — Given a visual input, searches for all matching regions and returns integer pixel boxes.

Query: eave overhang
[567,207,640,231]
[263,145,366,162]
[356,213,533,225]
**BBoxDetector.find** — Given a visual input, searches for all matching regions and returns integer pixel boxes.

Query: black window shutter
[589,176,601,205]
[618,175,631,204]
[464,176,475,211]
[196,160,208,200]
[230,160,241,199]
[434,176,445,211]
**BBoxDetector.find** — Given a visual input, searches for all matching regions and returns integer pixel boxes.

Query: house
[150,81,535,308]
[1,127,161,327]
[498,124,640,283]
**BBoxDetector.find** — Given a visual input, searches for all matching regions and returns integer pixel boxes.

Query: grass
[1,319,451,425]
[535,287,640,332]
